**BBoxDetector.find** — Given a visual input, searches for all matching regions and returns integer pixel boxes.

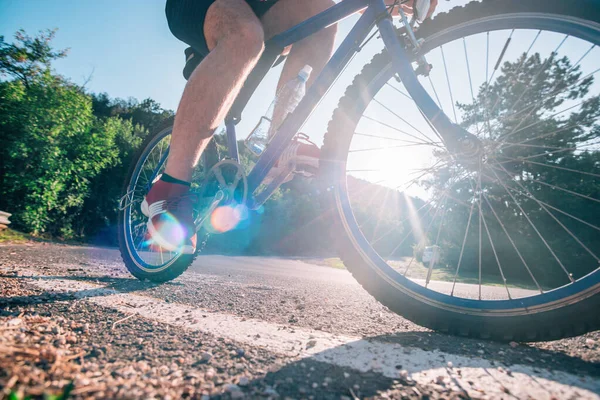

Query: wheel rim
[337,12,600,314]
[123,128,183,273]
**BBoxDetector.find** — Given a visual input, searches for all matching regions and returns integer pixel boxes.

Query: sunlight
[403,191,426,245]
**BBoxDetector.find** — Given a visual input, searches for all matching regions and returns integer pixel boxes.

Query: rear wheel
[118,120,219,283]
[322,0,600,341]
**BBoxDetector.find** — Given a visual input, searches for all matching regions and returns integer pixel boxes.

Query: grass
[389,258,540,291]
[320,257,347,269]
[302,255,539,291]
[0,228,31,244]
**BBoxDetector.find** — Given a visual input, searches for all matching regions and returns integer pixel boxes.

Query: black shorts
[165,0,279,57]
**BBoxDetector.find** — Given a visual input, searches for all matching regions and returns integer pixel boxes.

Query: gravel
[0,271,454,399]
[1,242,599,399]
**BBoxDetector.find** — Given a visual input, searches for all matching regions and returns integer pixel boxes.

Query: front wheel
[322,0,600,341]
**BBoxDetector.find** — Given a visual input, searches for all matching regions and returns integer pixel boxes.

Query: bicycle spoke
[496,178,600,233]
[481,193,544,293]
[480,195,512,299]
[506,35,569,117]
[487,29,516,87]
[482,31,493,139]
[353,131,442,146]
[496,100,586,147]
[450,185,476,296]
[370,188,393,241]
[440,46,458,123]
[385,82,413,101]
[522,175,600,204]
[405,195,448,278]
[425,200,449,287]
[497,156,600,178]
[493,163,600,265]
[485,32,489,85]
[361,115,440,145]
[487,166,575,282]
[428,76,444,110]
[463,37,482,135]
[486,30,540,119]
[477,168,483,300]
[463,38,475,102]
[499,124,585,152]
[373,98,438,144]
[493,65,600,130]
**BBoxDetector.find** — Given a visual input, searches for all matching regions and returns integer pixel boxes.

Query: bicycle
[118,0,600,342]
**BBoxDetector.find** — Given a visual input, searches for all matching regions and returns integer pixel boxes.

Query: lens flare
[149,212,186,251]
[210,205,247,233]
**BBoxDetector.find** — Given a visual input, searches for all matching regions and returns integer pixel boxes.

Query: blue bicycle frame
[221,0,459,208]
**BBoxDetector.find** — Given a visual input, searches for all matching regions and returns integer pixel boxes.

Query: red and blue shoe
[141,179,197,255]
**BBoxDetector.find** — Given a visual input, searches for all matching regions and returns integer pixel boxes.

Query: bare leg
[261,0,337,135]
[164,0,265,182]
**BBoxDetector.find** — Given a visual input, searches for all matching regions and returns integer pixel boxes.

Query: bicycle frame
[219,0,459,209]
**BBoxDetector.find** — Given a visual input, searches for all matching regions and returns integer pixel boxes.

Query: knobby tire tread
[321,0,600,341]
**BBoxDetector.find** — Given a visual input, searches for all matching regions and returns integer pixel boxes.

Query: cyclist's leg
[164,0,265,182]
[261,0,337,90]
[260,0,337,174]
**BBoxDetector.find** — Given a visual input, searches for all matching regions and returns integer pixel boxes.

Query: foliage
[0,29,68,87]
[0,72,120,236]
[0,30,172,239]
[428,52,600,286]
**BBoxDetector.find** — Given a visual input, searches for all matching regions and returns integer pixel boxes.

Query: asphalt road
[1,243,599,399]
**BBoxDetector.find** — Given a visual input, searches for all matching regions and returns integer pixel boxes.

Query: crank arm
[194,190,225,231]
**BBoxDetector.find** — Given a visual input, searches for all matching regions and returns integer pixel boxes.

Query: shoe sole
[140,198,195,255]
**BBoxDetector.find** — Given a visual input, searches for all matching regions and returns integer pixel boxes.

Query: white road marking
[17,270,600,399]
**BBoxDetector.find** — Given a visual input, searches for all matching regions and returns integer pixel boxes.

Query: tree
[0,72,121,236]
[0,29,68,88]
[428,52,600,286]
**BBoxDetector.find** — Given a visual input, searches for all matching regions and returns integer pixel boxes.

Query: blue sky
[0,0,457,143]
[0,0,356,140]
[1,0,188,112]
[4,0,588,165]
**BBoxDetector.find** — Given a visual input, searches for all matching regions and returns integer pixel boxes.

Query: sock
[146,174,190,203]
[160,173,191,187]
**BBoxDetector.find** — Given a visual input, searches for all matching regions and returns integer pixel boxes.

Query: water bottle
[245,65,312,156]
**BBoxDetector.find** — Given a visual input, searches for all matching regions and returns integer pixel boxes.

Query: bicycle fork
[375,0,484,161]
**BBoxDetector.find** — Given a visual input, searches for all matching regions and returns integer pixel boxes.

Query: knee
[230,21,265,58]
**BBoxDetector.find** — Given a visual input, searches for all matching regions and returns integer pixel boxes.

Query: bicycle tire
[118,118,218,283]
[321,0,600,341]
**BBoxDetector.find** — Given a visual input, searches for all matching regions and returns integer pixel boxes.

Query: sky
[3,0,597,196]
[0,0,454,143]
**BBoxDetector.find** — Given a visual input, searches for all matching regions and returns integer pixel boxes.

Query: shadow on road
[1,273,598,398]
[0,273,180,307]
[258,331,599,398]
